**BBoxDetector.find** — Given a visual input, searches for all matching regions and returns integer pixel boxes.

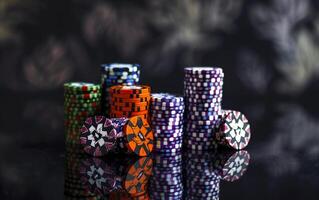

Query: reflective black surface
[1,91,319,199]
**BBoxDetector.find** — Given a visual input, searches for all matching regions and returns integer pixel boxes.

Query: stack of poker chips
[215,110,251,150]
[109,85,151,121]
[79,156,153,198]
[101,63,140,116]
[80,115,154,157]
[149,153,183,200]
[184,67,224,150]
[64,144,103,199]
[183,149,220,200]
[64,82,101,145]
[150,93,184,154]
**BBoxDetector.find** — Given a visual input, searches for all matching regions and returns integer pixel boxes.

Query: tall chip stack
[184,67,224,150]
[64,82,101,145]
[150,93,184,154]
[149,153,183,200]
[101,63,140,117]
[109,85,151,121]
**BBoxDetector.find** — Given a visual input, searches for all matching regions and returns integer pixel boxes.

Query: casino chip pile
[150,93,184,154]
[109,85,151,121]
[183,149,220,200]
[64,82,101,145]
[149,153,183,200]
[80,115,154,157]
[215,110,251,150]
[79,156,153,198]
[101,64,140,117]
[184,67,224,150]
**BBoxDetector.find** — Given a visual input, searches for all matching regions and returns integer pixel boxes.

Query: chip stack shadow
[101,63,140,117]
[64,82,101,145]
[150,93,184,154]
[184,67,224,150]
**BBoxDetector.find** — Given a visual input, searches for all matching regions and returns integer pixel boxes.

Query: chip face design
[80,116,117,156]
[218,110,251,150]
[124,116,154,156]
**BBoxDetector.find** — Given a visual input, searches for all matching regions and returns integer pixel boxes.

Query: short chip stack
[80,115,154,157]
[150,93,184,154]
[184,67,224,150]
[109,85,151,121]
[149,153,183,200]
[101,64,140,117]
[183,149,220,200]
[64,82,101,145]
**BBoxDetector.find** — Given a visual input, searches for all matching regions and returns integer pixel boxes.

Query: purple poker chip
[184,76,224,83]
[184,89,223,96]
[80,116,117,157]
[151,109,184,115]
[151,113,184,119]
[185,94,223,102]
[151,93,183,103]
[184,67,224,75]
[185,97,223,104]
[186,105,221,112]
[154,131,183,138]
[152,124,183,131]
[184,142,217,151]
[151,119,183,126]
[151,101,184,108]
[155,142,182,150]
[184,81,223,88]
[151,104,184,111]
[185,102,222,108]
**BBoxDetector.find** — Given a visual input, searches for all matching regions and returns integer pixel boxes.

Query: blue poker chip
[186,105,221,112]
[184,81,223,87]
[151,105,184,111]
[153,125,183,131]
[151,113,184,119]
[151,101,184,108]
[101,63,140,71]
[151,109,184,115]
[155,141,182,150]
[152,119,183,126]
[184,89,223,96]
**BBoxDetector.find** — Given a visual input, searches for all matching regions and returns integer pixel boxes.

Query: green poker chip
[64,82,100,93]
[64,92,102,100]
[64,98,101,105]
[64,102,100,109]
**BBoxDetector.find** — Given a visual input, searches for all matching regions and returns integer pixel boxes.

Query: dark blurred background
[1,0,319,199]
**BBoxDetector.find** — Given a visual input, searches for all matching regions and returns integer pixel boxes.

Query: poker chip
[123,116,154,156]
[215,110,251,150]
[109,85,151,121]
[101,63,140,117]
[64,82,101,145]
[79,116,118,157]
[214,150,250,182]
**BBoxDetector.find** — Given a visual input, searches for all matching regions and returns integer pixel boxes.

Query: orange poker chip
[110,110,149,117]
[110,101,150,107]
[123,116,154,156]
[111,105,149,112]
[109,85,151,95]
[124,157,153,196]
[111,97,151,103]
[111,93,151,100]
